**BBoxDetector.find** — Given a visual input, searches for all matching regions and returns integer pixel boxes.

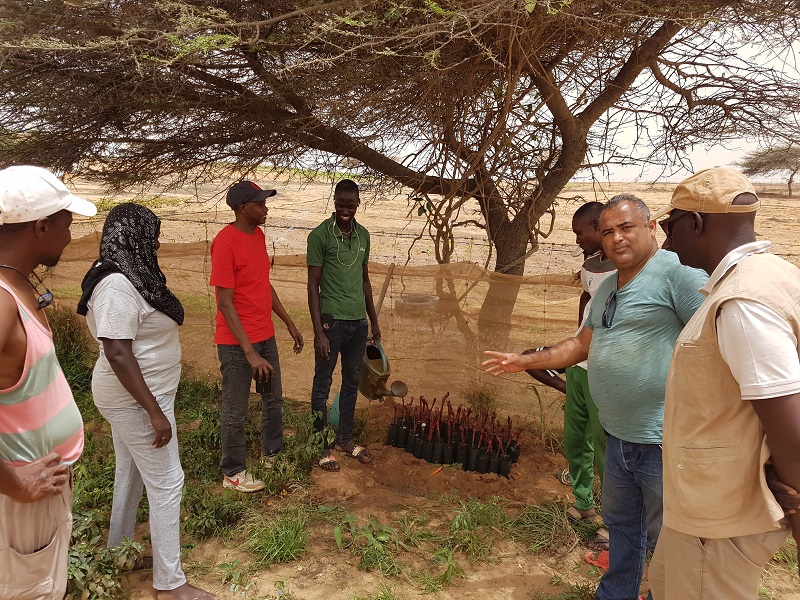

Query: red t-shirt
[210,224,275,345]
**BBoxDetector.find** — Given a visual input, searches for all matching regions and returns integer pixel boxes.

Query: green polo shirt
[307,214,370,320]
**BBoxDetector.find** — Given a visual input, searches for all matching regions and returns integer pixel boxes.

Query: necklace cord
[0,264,55,309]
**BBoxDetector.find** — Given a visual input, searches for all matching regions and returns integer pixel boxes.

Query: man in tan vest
[650,167,800,599]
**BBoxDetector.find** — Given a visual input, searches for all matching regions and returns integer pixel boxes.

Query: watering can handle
[366,337,388,371]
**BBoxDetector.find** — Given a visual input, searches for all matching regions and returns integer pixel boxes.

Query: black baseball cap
[226,180,277,209]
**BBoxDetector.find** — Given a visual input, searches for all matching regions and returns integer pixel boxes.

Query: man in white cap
[650,167,800,598]
[0,165,96,599]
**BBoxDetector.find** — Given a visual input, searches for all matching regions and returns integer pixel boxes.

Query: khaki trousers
[0,480,73,600]
[650,524,789,600]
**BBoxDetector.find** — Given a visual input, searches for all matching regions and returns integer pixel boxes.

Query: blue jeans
[596,435,663,600]
[217,337,283,476]
[311,318,368,449]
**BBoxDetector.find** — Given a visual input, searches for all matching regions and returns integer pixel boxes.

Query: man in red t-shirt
[210,181,303,492]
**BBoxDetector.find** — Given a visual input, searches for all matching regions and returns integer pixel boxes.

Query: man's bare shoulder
[0,286,21,351]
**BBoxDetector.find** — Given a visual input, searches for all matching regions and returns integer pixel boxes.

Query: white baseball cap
[0,165,97,225]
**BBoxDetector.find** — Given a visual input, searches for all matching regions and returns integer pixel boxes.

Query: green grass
[459,380,498,414]
[532,582,597,600]
[242,507,310,565]
[504,501,579,554]
[352,585,407,600]
[335,515,405,576]
[771,537,798,572]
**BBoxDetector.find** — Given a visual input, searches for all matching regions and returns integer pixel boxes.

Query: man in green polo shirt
[307,179,381,471]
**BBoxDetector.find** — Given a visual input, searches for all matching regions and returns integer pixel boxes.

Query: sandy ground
[51,176,800,599]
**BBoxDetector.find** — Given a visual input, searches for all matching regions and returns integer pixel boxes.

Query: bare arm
[271,286,303,354]
[307,266,329,360]
[578,291,591,326]
[750,392,800,573]
[483,327,592,375]
[363,263,380,340]
[101,338,172,448]
[216,286,273,380]
[521,347,567,394]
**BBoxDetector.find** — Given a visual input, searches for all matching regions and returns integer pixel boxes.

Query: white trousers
[98,394,186,591]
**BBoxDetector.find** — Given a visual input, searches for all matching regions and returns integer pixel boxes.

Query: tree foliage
[2,0,800,279]
[738,145,800,196]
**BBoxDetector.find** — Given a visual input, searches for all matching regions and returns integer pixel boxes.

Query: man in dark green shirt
[307,179,381,471]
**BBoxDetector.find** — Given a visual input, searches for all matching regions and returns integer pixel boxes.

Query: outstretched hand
[482,351,529,375]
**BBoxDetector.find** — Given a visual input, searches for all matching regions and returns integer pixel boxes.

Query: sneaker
[260,455,275,470]
[222,470,265,492]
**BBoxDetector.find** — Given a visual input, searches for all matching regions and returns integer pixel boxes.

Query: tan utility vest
[662,252,800,538]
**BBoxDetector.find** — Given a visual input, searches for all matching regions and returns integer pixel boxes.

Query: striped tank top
[0,280,83,466]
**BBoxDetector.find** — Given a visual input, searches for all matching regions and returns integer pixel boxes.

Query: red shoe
[584,549,609,570]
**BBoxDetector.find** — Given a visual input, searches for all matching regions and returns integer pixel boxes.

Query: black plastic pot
[488,454,499,474]
[431,441,443,464]
[442,443,455,465]
[397,425,409,449]
[477,454,490,474]
[413,436,425,459]
[510,443,521,463]
[404,431,417,454]
[467,446,480,472]
[422,439,434,462]
[386,423,399,446]
[456,444,469,470]
[498,454,512,478]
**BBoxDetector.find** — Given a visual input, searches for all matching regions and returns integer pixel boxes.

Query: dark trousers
[310,318,368,449]
[217,337,283,477]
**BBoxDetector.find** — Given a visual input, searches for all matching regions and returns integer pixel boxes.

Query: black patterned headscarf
[77,203,184,325]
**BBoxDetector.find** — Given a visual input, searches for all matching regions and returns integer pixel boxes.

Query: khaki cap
[653,167,758,220]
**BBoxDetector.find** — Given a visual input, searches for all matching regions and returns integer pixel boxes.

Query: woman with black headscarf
[78,203,214,600]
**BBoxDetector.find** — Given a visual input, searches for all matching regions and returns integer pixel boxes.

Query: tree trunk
[477,217,530,347]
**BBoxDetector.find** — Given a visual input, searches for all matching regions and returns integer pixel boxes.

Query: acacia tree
[2,0,800,335]
[738,145,800,197]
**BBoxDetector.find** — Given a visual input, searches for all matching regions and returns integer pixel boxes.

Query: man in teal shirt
[484,195,707,600]
[307,179,381,471]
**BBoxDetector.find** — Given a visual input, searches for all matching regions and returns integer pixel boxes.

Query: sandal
[587,527,610,551]
[559,468,571,485]
[584,549,609,570]
[318,454,340,471]
[336,443,372,464]
[566,505,599,522]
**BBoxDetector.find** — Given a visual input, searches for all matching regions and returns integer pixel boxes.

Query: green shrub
[66,511,142,600]
[182,484,251,540]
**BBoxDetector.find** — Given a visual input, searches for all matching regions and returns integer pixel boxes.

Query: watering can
[358,338,408,401]
[328,339,407,427]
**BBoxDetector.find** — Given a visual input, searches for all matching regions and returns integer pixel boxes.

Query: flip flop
[584,549,609,570]
[318,455,340,471]
[587,527,610,551]
[336,444,372,464]
[559,468,571,485]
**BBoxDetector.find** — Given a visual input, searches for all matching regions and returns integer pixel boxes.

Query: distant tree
[738,146,800,197]
[3,1,800,337]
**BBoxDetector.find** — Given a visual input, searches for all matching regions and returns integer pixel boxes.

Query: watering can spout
[358,339,407,401]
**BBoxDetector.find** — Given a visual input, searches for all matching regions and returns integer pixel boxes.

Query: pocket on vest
[675,445,744,520]
[0,513,70,599]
